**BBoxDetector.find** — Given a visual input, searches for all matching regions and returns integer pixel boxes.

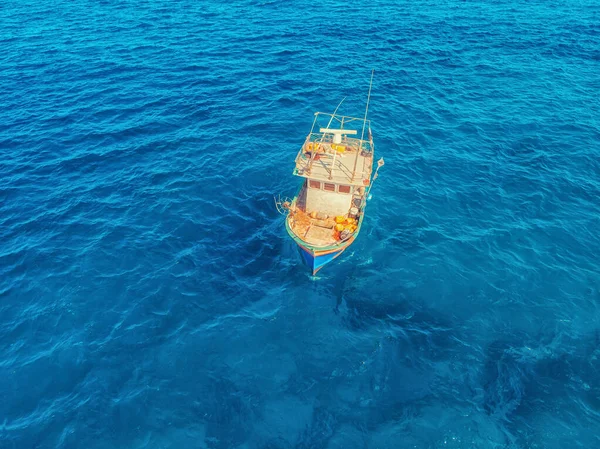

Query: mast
[329,116,346,180]
[308,97,345,174]
[351,69,374,181]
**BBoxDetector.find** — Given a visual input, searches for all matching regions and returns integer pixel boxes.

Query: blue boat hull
[296,243,349,275]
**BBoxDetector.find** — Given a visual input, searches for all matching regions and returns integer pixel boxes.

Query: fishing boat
[277,72,384,275]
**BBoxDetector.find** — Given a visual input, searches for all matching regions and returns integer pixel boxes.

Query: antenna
[352,70,374,181]
[308,96,346,173]
[359,69,374,143]
[329,96,346,125]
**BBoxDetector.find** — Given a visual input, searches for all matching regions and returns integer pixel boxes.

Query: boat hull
[295,239,353,276]
[284,205,360,275]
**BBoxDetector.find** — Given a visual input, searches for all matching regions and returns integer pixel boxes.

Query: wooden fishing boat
[278,73,384,275]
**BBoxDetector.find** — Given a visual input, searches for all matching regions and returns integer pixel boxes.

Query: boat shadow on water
[306,267,600,445]
[480,329,600,446]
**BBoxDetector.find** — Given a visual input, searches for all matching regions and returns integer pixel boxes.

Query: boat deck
[287,186,365,248]
[288,208,337,247]
[294,141,373,186]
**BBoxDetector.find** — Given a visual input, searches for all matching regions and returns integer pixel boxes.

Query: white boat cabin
[303,178,356,217]
[293,113,373,217]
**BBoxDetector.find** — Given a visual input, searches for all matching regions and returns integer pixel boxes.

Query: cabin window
[323,183,335,192]
[338,185,352,194]
[309,180,321,189]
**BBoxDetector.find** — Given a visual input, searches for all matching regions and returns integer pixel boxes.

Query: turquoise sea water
[2,0,600,447]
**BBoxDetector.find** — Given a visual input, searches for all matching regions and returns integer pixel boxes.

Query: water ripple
[2,0,600,447]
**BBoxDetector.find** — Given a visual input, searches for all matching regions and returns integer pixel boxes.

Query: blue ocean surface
[1,0,600,447]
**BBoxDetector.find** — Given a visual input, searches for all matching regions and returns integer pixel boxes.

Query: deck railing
[303,133,372,152]
[295,130,373,177]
